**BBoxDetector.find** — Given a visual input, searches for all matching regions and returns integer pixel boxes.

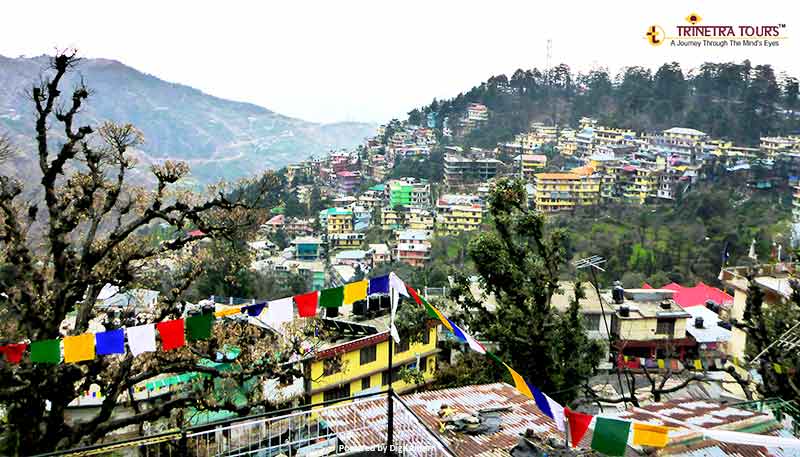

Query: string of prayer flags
[0,343,26,364]
[505,363,534,399]
[694,359,703,370]
[127,324,157,356]
[243,302,266,317]
[64,333,95,363]
[319,286,344,308]
[368,275,390,295]
[565,408,593,447]
[591,417,631,456]
[31,339,61,364]
[343,280,368,305]
[156,319,185,351]
[632,423,670,447]
[295,291,319,317]
[95,329,125,355]
[265,297,294,331]
[186,313,214,341]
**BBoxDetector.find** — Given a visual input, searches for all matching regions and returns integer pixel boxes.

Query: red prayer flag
[406,285,423,306]
[295,291,319,317]
[565,407,594,447]
[156,319,185,351]
[0,343,27,364]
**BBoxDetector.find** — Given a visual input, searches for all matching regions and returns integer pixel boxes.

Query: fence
[36,391,451,457]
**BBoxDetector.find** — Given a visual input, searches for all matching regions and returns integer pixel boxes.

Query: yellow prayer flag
[632,423,670,447]
[430,305,454,332]
[774,363,783,374]
[505,364,533,400]
[214,307,242,317]
[694,359,703,370]
[343,280,368,305]
[63,333,95,363]
[657,359,665,369]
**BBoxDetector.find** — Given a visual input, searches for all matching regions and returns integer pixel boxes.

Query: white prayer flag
[266,297,294,332]
[545,394,565,432]
[127,324,156,356]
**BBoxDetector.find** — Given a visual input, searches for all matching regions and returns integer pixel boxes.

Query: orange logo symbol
[646,25,665,46]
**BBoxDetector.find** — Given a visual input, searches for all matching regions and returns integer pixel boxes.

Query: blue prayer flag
[95,329,125,355]
[369,275,390,295]
[244,302,267,317]
[528,382,554,419]
[446,318,467,342]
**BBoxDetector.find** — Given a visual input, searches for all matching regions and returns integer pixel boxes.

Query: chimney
[660,300,672,310]
[618,306,630,317]
[695,316,704,328]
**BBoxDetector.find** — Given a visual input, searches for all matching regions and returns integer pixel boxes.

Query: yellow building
[517,154,548,181]
[760,136,800,157]
[405,208,435,232]
[381,207,402,231]
[532,172,601,213]
[618,166,656,205]
[328,232,364,251]
[321,208,354,235]
[435,204,483,234]
[309,327,439,405]
[557,129,577,156]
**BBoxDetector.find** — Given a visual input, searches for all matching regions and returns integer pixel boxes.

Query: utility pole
[386,284,396,455]
[573,255,627,408]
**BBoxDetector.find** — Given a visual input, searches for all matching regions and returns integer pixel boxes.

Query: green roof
[369,184,386,191]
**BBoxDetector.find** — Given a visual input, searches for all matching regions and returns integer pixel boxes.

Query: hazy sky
[2,1,798,124]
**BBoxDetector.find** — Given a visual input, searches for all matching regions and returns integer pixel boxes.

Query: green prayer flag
[485,351,505,367]
[30,339,61,364]
[319,286,344,308]
[591,417,631,456]
[186,313,214,341]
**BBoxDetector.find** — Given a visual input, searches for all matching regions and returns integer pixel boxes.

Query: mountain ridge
[0,54,376,184]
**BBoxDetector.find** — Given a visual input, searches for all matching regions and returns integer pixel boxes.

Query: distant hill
[0,55,376,184]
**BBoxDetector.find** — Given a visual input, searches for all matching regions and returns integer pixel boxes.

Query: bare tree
[0,134,14,164]
[0,51,308,454]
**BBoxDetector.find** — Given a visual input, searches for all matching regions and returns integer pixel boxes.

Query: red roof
[187,230,206,237]
[660,282,733,308]
[265,214,285,226]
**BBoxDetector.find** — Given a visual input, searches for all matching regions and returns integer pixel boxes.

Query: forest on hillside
[407,61,800,147]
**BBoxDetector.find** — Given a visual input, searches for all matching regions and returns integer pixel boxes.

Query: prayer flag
[546,394,566,432]
[657,359,665,369]
[565,408,593,447]
[368,275,390,295]
[530,384,554,419]
[446,318,467,341]
[505,364,533,399]
[64,333,95,363]
[295,291,319,317]
[186,314,214,341]
[0,343,26,364]
[389,273,409,297]
[774,363,784,374]
[319,286,344,308]
[461,326,486,354]
[694,359,703,370]
[266,297,294,331]
[156,319,185,351]
[486,351,505,366]
[30,339,61,364]
[214,307,242,318]
[127,324,157,356]
[343,280,368,305]
[632,423,670,447]
[591,417,631,456]
[244,302,266,317]
[95,329,125,355]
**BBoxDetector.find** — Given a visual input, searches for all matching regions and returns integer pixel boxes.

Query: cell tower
[546,38,552,70]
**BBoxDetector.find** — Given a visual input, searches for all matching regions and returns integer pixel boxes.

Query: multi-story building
[650,127,707,164]
[285,217,315,237]
[531,171,601,213]
[761,136,800,157]
[388,178,431,208]
[336,171,361,195]
[516,154,548,181]
[380,207,403,231]
[794,185,800,223]
[557,128,577,156]
[435,195,484,234]
[617,165,657,205]
[368,243,391,265]
[395,229,432,267]
[405,208,435,232]
[321,207,354,235]
[328,232,365,251]
[309,324,439,405]
[443,154,502,188]
[291,236,323,261]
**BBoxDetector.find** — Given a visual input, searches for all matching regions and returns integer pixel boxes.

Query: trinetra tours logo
[646,12,787,48]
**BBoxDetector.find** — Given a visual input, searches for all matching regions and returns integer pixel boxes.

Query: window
[422,327,430,345]
[323,356,343,376]
[395,339,410,354]
[419,356,428,373]
[381,370,398,386]
[323,385,350,402]
[361,377,371,390]
[360,345,377,365]
[656,319,675,335]
[583,314,602,331]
